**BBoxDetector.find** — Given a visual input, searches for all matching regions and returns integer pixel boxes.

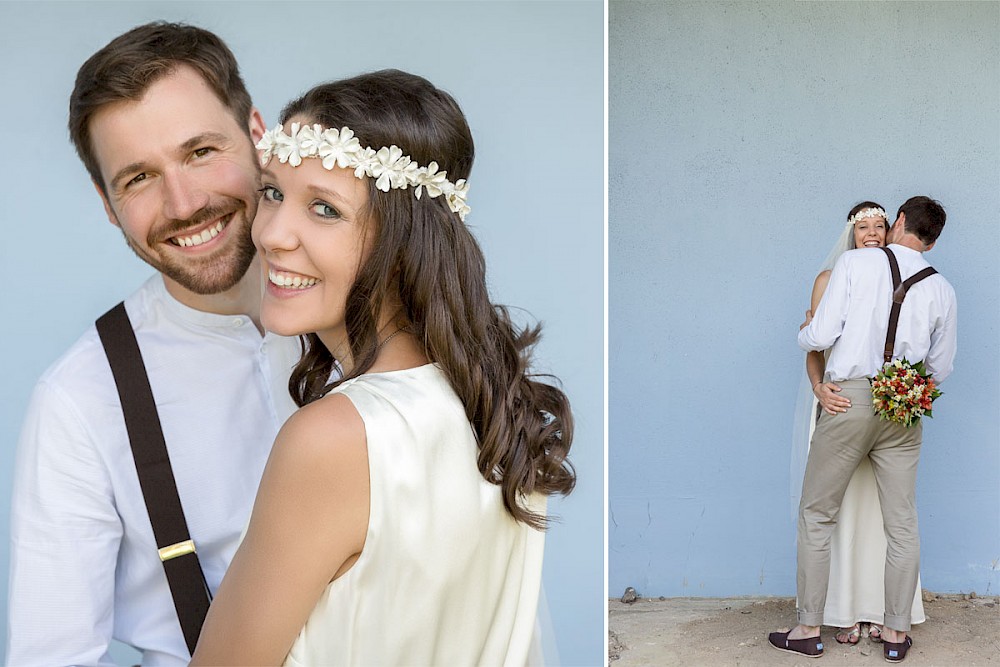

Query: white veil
[789,208,881,520]
[816,220,856,274]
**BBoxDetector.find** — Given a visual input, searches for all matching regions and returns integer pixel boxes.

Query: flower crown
[256,122,471,221]
[847,207,887,225]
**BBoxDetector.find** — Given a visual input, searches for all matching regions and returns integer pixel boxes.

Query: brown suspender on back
[95,302,211,656]
[879,247,938,363]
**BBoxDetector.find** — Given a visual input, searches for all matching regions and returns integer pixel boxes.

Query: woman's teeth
[269,270,318,289]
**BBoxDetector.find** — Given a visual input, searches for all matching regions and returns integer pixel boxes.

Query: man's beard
[123,200,258,295]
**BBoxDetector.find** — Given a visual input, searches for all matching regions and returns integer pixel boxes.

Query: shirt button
[232,318,244,327]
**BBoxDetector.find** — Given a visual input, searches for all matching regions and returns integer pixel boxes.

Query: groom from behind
[769,196,957,663]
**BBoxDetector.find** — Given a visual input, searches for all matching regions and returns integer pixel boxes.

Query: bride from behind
[192,69,575,666]
[795,201,925,645]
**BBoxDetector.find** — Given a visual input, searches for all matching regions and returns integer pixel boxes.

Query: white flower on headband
[848,207,887,225]
[274,122,307,167]
[318,127,361,170]
[415,162,448,199]
[256,122,471,221]
[371,146,417,192]
[444,179,471,220]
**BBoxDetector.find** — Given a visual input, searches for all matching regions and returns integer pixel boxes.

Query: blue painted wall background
[0,2,604,664]
[610,0,999,599]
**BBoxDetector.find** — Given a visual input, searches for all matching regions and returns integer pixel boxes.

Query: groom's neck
[892,236,930,253]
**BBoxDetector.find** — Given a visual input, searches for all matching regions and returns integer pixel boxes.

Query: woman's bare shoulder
[271,393,366,473]
[810,270,832,310]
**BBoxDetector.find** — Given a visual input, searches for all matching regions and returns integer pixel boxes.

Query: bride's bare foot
[835,624,860,644]
[868,623,883,642]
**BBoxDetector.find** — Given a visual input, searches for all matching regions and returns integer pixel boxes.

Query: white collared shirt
[799,244,957,383]
[7,275,300,667]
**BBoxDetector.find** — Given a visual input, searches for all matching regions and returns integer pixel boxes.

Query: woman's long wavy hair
[281,69,574,529]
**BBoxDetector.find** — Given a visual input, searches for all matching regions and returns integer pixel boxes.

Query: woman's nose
[253,206,298,253]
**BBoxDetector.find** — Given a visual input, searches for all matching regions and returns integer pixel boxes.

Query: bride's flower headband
[847,207,887,225]
[256,122,471,221]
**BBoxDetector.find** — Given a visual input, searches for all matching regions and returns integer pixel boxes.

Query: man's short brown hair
[69,21,253,193]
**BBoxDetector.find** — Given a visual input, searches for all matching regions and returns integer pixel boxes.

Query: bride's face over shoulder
[252,147,371,350]
[854,215,887,249]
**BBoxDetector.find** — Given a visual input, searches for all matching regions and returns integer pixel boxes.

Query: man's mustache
[150,200,244,244]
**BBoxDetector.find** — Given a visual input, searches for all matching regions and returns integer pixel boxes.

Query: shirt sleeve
[798,253,851,352]
[7,379,122,667]
[924,287,957,383]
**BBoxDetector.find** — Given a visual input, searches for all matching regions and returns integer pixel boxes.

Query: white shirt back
[798,244,957,383]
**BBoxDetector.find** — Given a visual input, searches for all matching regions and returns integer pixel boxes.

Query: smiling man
[7,23,300,666]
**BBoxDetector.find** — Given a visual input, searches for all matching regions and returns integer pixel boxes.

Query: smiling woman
[254,157,372,352]
[190,69,576,666]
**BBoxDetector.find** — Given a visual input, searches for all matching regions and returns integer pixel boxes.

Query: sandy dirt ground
[609,593,999,666]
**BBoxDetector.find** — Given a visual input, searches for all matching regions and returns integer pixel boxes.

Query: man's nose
[162,169,210,221]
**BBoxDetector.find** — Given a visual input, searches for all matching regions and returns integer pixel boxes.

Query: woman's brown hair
[279,70,574,529]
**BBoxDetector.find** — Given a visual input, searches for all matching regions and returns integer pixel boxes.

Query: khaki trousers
[796,379,922,632]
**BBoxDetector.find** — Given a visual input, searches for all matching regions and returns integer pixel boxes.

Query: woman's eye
[258,185,283,202]
[310,202,340,219]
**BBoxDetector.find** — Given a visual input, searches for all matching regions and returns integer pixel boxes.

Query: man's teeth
[269,270,318,289]
[171,220,225,247]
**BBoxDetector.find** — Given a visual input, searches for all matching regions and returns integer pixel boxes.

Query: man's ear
[248,107,266,144]
[94,180,120,228]
[924,240,935,252]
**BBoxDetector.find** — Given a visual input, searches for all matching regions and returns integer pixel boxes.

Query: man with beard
[7,23,300,666]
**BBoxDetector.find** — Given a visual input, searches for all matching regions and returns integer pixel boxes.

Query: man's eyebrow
[110,161,149,192]
[109,132,233,191]
[179,132,230,153]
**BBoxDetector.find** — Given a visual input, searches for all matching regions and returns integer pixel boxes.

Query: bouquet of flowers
[870,358,942,427]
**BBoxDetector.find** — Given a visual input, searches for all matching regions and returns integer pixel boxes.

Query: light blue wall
[0,2,603,665]
[610,0,999,599]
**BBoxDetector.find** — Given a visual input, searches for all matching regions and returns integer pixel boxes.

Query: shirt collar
[150,274,257,330]
[887,243,922,257]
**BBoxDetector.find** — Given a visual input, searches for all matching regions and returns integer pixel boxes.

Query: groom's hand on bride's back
[814,382,851,415]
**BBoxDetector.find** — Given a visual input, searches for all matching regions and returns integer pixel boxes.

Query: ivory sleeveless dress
[806,397,925,628]
[283,364,546,666]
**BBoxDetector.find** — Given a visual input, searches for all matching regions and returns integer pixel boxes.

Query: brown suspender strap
[879,247,938,363]
[95,302,211,656]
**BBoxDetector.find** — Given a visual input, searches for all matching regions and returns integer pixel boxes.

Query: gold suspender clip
[158,539,196,562]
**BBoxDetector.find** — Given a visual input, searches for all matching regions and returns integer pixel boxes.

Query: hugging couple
[771,198,957,662]
[8,22,574,666]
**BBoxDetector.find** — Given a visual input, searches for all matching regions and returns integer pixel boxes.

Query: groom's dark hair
[897,196,946,244]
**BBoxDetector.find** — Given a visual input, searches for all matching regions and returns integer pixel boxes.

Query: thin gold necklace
[377,326,409,350]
